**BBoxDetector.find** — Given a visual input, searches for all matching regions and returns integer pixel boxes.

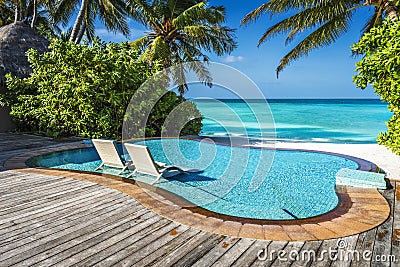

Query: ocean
[192,99,392,144]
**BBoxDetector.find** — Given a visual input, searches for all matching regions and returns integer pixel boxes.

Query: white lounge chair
[92,139,130,175]
[124,143,192,184]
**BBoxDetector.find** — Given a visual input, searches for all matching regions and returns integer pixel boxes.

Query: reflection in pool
[29,138,359,220]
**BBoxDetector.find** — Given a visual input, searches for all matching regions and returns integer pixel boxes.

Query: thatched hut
[0,22,49,132]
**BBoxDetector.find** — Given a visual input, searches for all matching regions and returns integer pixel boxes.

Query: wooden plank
[0,175,87,194]
[308,238,338,267]
[0,190,127,235]
[0,187,114,224]
[21,211,160,267]
[391,182,400,265]
[0,172,29,180]
[0,177,86,199]
[350,229,377,267]
[90,222,188,266]
[0,188,113,228]
[0,192,132,241]
[148,231,217,267]
[0,197,140,252]
[0,176,62,192]
[0,189,117,232]
[330,235,358,267]
[193,236,241,267]
[129,228,202,267]
[0,178,93,201]
[269,241,305,267]
[0,172,45,184]
[0,182,96,212]
[372,184,395,267]
[61,220,179,267]
[251,241,288,267]
[170,234,225,267]
[0,197,142,251]
[0,180,99,208]
[211,238,256,267]
[231,240,271,267]
[0,180,99,210]
[290,240,322,267]
[0,199,142,264]
[103,224,189,266]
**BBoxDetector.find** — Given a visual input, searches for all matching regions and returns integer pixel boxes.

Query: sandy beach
[251,142,400,181]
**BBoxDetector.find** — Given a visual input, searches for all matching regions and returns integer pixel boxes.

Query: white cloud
[223,55,245,63]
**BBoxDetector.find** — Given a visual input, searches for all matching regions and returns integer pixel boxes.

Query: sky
[93,1,379,99]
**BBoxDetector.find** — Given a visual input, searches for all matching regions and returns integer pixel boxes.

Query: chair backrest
[124,143,160,177]
[92,139,125,168]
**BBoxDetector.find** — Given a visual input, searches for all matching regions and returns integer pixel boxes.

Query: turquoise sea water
[29,138,359,219]
[193,99,392,143]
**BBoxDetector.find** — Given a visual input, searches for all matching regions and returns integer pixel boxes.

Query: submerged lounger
[335,168,386,189]
[124,143,200,184]
[92,139,131,175]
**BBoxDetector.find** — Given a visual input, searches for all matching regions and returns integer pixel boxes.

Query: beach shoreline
[257,142,400,181]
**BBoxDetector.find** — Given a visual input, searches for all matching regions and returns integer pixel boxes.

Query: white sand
[253,142,400,181]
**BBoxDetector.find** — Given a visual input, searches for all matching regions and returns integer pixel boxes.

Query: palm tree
[0,0,61,37]
[128,0,237,96]
[242,0,400,77]
[0,0,14,26]
[53,0,129,43]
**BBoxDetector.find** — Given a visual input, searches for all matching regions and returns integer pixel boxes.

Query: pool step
[335,168,387,189]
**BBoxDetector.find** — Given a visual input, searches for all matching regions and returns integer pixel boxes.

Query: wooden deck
[0,133,399,266]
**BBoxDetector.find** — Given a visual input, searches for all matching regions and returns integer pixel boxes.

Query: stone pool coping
[4,142,391,241]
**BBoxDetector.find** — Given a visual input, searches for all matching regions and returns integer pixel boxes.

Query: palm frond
[362,6,384,34]
[256,0,352,46]
[127,0,157,28]
[276,12,352,76]
[129,35,151,50]
[183,25,236,55]
[241,2,271,25]
[52,0,78,26]
[139,36,171,63]
[186,60,212,87]
[96,0,129,36]
[242,0,336,25]
[173,2,206,28]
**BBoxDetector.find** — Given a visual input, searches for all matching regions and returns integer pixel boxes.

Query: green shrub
[352,18,400,155]
[0,39,202,139]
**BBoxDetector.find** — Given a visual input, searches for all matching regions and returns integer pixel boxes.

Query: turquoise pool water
[193,99,392,143]
[29,138,359,220]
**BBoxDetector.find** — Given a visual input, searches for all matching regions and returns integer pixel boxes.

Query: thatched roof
[0,22,49,86]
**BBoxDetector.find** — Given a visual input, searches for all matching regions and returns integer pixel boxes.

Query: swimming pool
[28,138,360,220]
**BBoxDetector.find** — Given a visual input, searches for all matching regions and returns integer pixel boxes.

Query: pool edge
[4,142,391,242]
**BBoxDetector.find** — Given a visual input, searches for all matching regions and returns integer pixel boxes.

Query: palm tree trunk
[75,19,86,44]
[70,0,89,43]
[14,1,19,22]
[31,0,37,28]
[383,0,399,19]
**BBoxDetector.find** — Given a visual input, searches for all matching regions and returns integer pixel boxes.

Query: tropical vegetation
[353,18,400,155]
[0,0,130,43]
[0,39,202,138]
[242,0,400,76]
[53,0,130,43]
[0,0,61,36]
[128,0,236,96]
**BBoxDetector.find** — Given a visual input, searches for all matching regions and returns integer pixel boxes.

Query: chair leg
[151,174,163,185]
[118,166,128,175]
[95,163,104,171]
[127,169,137,178]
